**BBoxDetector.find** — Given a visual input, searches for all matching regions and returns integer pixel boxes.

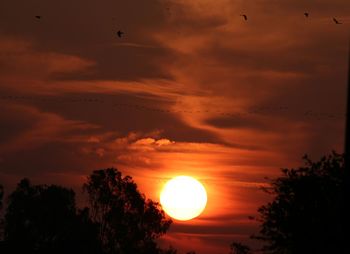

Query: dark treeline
[0,152,348,254]
[0,168,175,254]
[231,152,347,254]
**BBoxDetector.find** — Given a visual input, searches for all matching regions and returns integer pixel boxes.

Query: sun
[160,176,207,221]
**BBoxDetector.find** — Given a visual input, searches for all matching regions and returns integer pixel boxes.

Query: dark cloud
[8,92,219,143]
[1,0,350,253]
[53,45,174,81]
[0,0,175,81]
[0,103,38,143]
[170,222,257,236]
[205,115,270,130]
[0,141,104,175]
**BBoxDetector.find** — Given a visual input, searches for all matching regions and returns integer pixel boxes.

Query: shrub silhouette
[229,241,251,254]
[84,168,172,254]
[0,184,3,240]
[2,178,102,254]
[253,152,346,254]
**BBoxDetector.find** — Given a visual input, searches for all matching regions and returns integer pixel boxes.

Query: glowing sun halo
[160,176,207,221]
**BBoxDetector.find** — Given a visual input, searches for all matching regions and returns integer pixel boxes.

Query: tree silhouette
[229,241,251,254]
[160,246,177,254]
[2,178,102,254]
[0,184,4,241]
[253,152,346,254]
[84,168,172,254]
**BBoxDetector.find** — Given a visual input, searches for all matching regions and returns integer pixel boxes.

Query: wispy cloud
[0,0,349,253]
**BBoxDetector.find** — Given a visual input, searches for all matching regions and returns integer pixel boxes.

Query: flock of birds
[0,95,344,121]
[240,12,343,24]
[3,11,344,121]
[32,11,345,39]
[33,15,125,37]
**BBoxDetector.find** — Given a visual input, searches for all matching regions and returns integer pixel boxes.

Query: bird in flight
[35,15,42,19]
[241,14,248,21]
[117,30,124,38]
[304,12,309,18]
[333,17,342,24]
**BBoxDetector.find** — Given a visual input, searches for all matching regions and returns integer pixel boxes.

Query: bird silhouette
[304,12,309,18]
[35,15,41,19]
[333,18,342,24]
[241,14,248,21]
[117,30,124,38]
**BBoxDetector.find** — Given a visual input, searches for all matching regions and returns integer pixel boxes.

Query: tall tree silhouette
[3,178,102,254]
[84,168,172,254]
[253,152,345,254]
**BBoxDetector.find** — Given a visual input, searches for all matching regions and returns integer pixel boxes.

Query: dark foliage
[0,169,173,254]
[84,168,172,254]
[229,241,251,254]
[254,152,346,254]
[0,184,3,240]
[160,246,178,254]
[2,178,102,254]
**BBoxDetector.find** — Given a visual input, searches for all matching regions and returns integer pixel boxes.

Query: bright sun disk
[160,176,207,221]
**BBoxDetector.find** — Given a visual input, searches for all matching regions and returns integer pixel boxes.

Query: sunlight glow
[160,176,207,221]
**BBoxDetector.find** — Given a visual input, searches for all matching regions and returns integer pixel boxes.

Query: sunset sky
[0,0,349,253]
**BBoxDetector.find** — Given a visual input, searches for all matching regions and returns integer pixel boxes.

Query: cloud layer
[1,0,349,253]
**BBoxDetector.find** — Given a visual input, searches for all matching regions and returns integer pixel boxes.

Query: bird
[333,17,342,24]
[117,30,124,38]
[240,14,248,21]
[304,12,309,18]
[35,15,41,19]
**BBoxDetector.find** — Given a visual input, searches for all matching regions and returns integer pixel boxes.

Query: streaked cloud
[0,0,349,253]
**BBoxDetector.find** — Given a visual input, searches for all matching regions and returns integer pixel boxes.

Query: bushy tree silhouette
[2,178,102,254]
[84,168,172,254]
[0,184,4,241]
[254,152,346,254]
[160,246,177,254]
[229,241,251,254]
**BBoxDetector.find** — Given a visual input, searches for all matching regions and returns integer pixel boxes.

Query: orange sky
[0,0,349,253]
